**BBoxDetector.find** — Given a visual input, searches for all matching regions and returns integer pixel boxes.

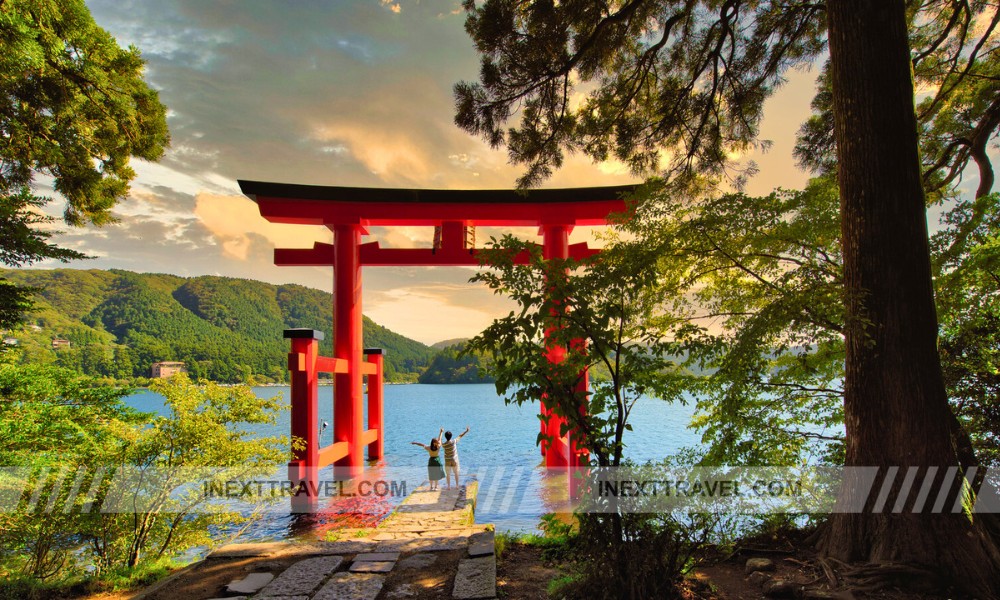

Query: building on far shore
[51,338,71,349]
[151,361,187,378]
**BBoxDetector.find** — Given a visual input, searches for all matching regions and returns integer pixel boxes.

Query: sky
[42,0,818,345]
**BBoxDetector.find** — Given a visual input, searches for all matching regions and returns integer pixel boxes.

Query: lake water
[125,383,701,537]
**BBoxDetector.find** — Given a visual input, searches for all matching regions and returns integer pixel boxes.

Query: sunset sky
[43,0,820,345]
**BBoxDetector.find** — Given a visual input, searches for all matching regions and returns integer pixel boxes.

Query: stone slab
[354,552,400,562]
[376,536,469,553]
[398,553,438,569]
[468,541,494,558]
[313,572,385,600]
[256,555,344,597]
[280,540,377,556]
[209,542,286,558]
[225,572,274,594]
[468,530,494,544]
[467,531,494,558]
[417,528,474,538]
[453,556,496,599]
[349,560,395,573]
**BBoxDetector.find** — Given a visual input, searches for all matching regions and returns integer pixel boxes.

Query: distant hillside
[431,338,470,350]
[418,343,494,384]
[1,268,434,383]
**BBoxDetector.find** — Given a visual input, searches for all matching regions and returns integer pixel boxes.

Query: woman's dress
[426,447,445,482]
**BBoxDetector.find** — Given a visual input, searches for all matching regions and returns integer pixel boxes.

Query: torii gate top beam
[239,180,637,227]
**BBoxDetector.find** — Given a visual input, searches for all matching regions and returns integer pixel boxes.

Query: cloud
[61,0,818,344]
[193,193,331,260]
[365,278,515,345]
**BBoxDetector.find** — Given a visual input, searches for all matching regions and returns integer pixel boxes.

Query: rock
[225,572,274,594]
[453,556,496,599]
[748,570,772,587]
[746,557,777,574]
[763,578,801,598]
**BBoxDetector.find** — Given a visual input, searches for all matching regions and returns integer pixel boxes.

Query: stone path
[170,481,496,600]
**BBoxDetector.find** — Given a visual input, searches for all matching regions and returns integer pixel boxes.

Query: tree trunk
[823,1,1000,596]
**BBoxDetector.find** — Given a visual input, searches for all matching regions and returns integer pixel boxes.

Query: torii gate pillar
[540,224,589,469]
[333,224,364,478]
[541,225,570,468]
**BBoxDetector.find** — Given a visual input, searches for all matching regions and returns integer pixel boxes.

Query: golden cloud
[194,193,331,260]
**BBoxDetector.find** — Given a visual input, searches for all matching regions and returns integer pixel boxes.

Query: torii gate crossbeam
[240,180,636,507]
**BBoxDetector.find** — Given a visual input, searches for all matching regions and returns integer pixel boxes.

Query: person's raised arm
[410,441,427,450]
[437,427,444,444]
[458,425,470,440]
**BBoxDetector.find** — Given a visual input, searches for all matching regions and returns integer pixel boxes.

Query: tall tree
[822,3,999,593]
[0,0,169,327]
[456,0,1000,594]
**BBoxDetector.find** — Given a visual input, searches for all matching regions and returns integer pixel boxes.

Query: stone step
[349,560,394,573]
[256,555,344,597]
[313,572,385,600]
[209,542,285,558]
[452,556,497,599]
[225,572,274,594]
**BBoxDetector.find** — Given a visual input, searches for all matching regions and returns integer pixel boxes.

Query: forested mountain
[418,342,494,384]
[1,268,434,383]
[430,338,469,350]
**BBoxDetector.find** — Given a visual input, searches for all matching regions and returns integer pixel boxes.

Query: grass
[0,558,180,600]
[547,573,582,597]
[494,530,523,560]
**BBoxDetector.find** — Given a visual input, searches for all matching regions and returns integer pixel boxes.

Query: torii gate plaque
[240,180,635,505]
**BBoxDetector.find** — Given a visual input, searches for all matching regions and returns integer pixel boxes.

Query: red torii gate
[239,180,635,505]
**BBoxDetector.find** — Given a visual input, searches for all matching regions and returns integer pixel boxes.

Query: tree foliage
[80,374,285,571]
[0,0,169,331]
[455,0,824,188]
[468,234,683,467]
[0,183,87,332]
[631,177,846,466]
[0,0,169,225]
[796,1,1000,201]
[457,1,1000,595]
[933,193,1000,469]
[0,364,285,584]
